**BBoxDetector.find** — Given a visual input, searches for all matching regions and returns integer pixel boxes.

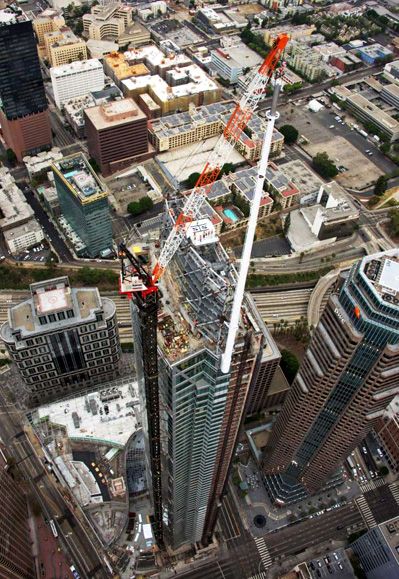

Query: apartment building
[45,26,88,67]
[210,40,262,83]
[1,276,121,406]
[263,250,399,504]
[32,8,65,58]
[52,153,113,257]
[85,98,150,176]
[148,101,284,160]
[51,58,105,108]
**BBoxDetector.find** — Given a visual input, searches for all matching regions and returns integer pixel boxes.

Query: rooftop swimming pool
[223,208,239,222]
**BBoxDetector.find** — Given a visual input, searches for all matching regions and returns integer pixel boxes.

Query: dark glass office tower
[263,250,399,504]
[0,5,51,160]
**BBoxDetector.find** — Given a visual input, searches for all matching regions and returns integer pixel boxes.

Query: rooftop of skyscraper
[1,276,115,340]
[363,251,399,306]
[84,98,146,130]
[52,153,107,204]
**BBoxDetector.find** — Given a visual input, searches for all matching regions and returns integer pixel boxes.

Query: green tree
[127,196,154,216]
[390,208,399,237]
[6,148,17,166]
[280,349,299,384]
[312,152,339,179]
[378,465,389,476]
[279,124,299,145]
[186,172,201,189]
[374,175,388,197]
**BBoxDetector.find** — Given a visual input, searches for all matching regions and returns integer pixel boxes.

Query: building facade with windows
[51,59,105,109]
[352,516,399,579]
[1,276,121,406]
[0,6,51,161]
[263,250,399,504]
[0,444,35,578]
[52,153,112,257]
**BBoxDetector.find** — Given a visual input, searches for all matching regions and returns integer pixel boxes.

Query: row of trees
[186,163,235,189]
[312,152,339,179]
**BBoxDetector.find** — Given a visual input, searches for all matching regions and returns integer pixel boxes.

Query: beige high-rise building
[44,26,87,67]
[33,9,65,58]
[83,3,149,47]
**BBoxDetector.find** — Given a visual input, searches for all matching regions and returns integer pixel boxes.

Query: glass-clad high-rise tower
[0,5,51,160]
[264,250,399,504]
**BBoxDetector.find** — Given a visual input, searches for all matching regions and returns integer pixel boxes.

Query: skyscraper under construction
[263,250,399,504]
[128,201,280,549]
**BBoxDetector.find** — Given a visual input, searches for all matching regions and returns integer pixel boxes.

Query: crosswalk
[247,573,268,579]
[253,537,272,571]
[360,478,386,493]
[389,482,399,506]
[355,495,377,528]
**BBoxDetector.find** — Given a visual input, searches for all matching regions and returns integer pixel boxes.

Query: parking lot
[13,242,51,264]
[278,102,396,190]
[309,549,354,578]
[107,173,151,215]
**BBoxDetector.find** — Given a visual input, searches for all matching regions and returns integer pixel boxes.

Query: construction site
[118,33,289,554]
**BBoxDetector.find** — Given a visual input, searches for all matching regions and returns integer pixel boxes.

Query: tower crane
[118,34,288,546]
[152,32,289,283]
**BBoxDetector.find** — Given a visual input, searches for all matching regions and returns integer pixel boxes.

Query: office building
[196,8,246,35]
[0,444,35,578]
[374,395,399,474]
[384,60,399,85]
[1,276,121,406]
[263,250,399,504]
[332,86,399,142]
[52,153,113,257]
[0,6,51,161]
[129,201,280,549]
[85,98,150,176]
[83,3,149,47]
[381,84,399,111]
[51,58,105,109]
[210,39,262,83]
[32,8,65,58]
[45,26,87,67]
[352,516,399,579]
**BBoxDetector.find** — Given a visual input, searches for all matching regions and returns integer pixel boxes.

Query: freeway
[0,387,109,579]
[252,288,312,326]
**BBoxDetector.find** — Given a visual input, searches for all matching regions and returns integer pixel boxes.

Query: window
[48,314,56,323]
[67,310,74,318]
[39,316,47,325]
[58,311,66,320]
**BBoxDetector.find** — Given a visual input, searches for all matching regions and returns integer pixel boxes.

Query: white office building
[51,59,105,109]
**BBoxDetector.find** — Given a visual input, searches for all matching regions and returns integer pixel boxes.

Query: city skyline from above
[0,0,398,578]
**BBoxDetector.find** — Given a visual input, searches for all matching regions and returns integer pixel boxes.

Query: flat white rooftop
[380,259,399,293]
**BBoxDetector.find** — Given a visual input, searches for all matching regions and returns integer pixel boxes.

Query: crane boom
[152,33,289,283]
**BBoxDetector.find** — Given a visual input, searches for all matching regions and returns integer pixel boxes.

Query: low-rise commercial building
[0,276,121,406]
[286,181,359,253]
[148,101,284,161]
[23,147,63,178]
[0,167,44,254]
[86,38,119,60]
[357,43,393,65]
[51,58,105,109]
[210,39,262,84]
[384,59,399,85]
[45,26,88,67]
[52,153,113,257]
[381,83,399,111]
[85,98,150,176]
[196,7,246,35]
[330,53,362,72]
[332,85,399,142]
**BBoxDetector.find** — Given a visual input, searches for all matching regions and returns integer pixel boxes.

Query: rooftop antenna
[220,80,282,374]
